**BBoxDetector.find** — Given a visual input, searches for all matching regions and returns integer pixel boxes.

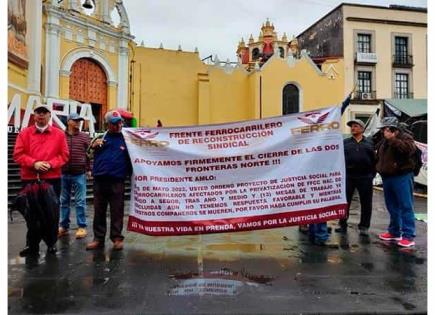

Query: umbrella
[116,108,134,119]
[12,178,59,247]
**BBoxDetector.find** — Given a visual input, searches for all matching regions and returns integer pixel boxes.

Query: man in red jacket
[13,104,69,256]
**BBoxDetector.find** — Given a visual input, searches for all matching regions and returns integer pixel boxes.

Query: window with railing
[357,34,371,53]
[395,73,410,98]
[394,37,409,64]
[358,71,372,93]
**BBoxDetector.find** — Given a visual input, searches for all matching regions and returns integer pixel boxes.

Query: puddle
[168,268,274,296]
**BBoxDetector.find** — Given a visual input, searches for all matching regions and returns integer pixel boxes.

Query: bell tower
[237,19,293,70]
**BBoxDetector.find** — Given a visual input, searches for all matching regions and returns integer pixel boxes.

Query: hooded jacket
[375,131,416,177]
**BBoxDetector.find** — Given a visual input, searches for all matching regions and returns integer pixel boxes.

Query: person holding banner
[307,91,354,245]
[86,110,132,251]
[335,119,375,236]
[375,117,417,248]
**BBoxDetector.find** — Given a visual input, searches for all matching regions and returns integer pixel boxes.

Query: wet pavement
[8,190,427,314]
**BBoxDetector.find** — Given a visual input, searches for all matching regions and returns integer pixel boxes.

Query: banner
[123,106,347,236]
[414,141,427,186]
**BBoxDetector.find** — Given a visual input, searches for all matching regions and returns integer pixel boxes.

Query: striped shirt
[62,131,91,175]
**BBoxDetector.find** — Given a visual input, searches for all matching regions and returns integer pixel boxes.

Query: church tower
[237,19,293,70]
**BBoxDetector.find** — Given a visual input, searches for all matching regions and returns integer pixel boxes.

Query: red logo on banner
[127,129,159,139]
[297,111,329,125]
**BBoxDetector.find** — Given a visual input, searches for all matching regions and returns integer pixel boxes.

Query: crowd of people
[12,102,419,257]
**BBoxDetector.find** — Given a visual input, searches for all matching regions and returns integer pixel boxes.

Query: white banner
[123,106,347,236]
[415,141,427,186]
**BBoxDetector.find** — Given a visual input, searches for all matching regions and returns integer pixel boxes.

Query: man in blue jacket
[86,110,132,251]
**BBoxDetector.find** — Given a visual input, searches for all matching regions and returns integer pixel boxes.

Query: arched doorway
[282,84,299,115]
[69,58,107,131]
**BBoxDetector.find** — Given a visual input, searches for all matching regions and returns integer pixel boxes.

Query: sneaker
[58,227,69,238]
[378,232,402,241]
[86,240,104,250]
[397,238,415,248]
[112,240,124,251]
[75,228,87,239]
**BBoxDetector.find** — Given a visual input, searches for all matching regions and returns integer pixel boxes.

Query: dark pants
[93,178,125,243]
[339,176,373,229]
[22,179,61,250]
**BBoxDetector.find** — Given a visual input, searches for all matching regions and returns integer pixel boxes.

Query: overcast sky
[124,0,426,61]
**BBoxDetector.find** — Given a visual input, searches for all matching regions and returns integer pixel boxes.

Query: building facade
[297,3,427,127]
[8,1,345,132]
[22,2,432,134]
[8,0,133,133]
[129,29,345,128]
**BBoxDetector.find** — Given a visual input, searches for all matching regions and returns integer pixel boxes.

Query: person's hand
[86,171,92,180]
[93,139,105,148]
[34,161,51,172]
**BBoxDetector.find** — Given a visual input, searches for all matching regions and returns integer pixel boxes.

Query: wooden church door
[69,58,107,131]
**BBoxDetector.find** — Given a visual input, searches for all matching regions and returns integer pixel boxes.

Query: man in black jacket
[335,119,375,236]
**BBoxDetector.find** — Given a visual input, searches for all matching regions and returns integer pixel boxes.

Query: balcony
[354,91,377,100]
[393,54,413,68]
[355,52,377,65]
[394,92,414,99]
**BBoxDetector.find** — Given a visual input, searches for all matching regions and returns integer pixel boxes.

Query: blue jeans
[309,222,329,243]
[60,173,87,229]
[382,172,415,240]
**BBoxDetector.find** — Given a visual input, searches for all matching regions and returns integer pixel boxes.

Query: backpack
[412,146,423,176]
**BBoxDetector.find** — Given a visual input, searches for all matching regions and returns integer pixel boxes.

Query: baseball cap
[67,113,84,121]
[346,119,365,129]
[33,104,51,113]
[378,117,399,129]
[104,110,123,124]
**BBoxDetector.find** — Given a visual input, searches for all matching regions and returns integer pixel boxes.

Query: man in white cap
[13,104,69,256]
[86,110,132,251]
[335,119,375,236]
[58,113,91,240]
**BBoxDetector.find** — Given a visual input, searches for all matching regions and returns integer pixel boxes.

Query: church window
[282,84,299,115]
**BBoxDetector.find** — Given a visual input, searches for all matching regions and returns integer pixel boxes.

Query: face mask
[35,124,48,133]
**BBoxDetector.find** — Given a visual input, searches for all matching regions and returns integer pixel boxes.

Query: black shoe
[19,246,39,257]
[46,247,57,255]
[335,226,347,233]
[314,240,340,248]
[298,225,309,234]
[359,228,369,236]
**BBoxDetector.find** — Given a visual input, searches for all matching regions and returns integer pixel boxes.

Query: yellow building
[8,0,133,133]
[297,3,427,127]
[130,24,344,128]
[8,0,345,134]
